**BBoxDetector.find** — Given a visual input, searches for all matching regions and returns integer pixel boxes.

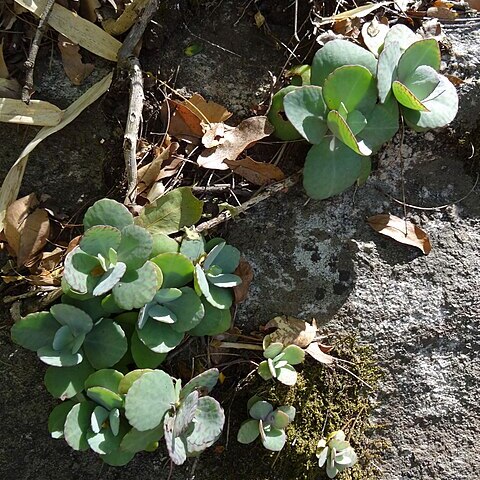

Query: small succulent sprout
[237,397,295,451]
[287,64,311,86]
[193,240,241,310]
[257,342,305,386]
[316,430,358,478]
[10,303,127,368]
[63,199,160,310]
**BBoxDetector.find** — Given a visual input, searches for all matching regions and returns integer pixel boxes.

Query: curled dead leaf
[198,116,274,170]
[427,6,457,19]
[202,122,226,148]
[263,315,318,349]
[305,342,334,365]
[187,94,232,123]
[367,214,432,254]
[225,156,285,186]
[233,258,254,304]
[58,35,95,85]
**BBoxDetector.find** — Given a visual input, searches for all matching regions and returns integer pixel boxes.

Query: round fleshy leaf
[327,110,372,156]
[402,75,458,131]
[397,38,440,83]
[52,326,77,352]
[112,261,158,310]
[45,360,95,399]
[282,344,305,365]
[109,408,120,436]
[63,247,100,294]
[180,236,205,261]
[131,330,167,368]
[303,137,364,200]
[48,400,76,439]
[261,426,286,451]
[11,311,59,351]
[150,252,194,288]
[101,447,135,466]
[268,410,290,429]
[100,294,124,315]
[137,317,184,353]
[249,400,273,420]
[91,406,109,434]
[61,295,109,321]
[267,86,303,141]
[207,273,242,288]
[283,86,328,144]
[83,199,134,230]
[50,303,93,336]
[362,20,389,56]
[87,425,123,454]
[168,287,205,333]
[120,425,164,453]
[204,284,233,310]
[277,405,296,423]
[149,304,177,323]
[37,346,83,367]
[210,244,240,273]
[237,419,260,444]
[93,262,127,296]
[263,342,284,359]
[174,391,199,436]
[64,401,96,451]
[383,24,420,52]
[203,242,225,270]
[79,226,121,258]
[125,370,176,431]
[151,233,179,256]
[257,360,273,381]
[84,369,124,392]
[87,386,123,410]
[118,369,153,394]
[194,264,210,298]
[403,65,439,101]
[164,411,187,465]
[188,299,231,336]
[276,364,298,386]
[377,40,402,103]
[83,319,127,369]
[347,110,367,135]
[392,81,428,111]
[317,446,329,467]
[323,65,376,115]
[180,368,220,400]
[116,224,153,269]
[154,288,183,303]
[311,39,377,86]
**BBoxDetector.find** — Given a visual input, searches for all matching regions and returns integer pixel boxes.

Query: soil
[1,2,480,480]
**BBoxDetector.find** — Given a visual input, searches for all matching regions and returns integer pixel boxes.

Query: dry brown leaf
[102,0,150,36]
[254,11,265,28]
[58,35,95,85]
[367,214,432,254]
[0,40,9,79]
[4,193,50,267]
[333,17,361,38]
[198,116,274,170]
[362,19,389,56]
[263,315,318,349]
[466,0,480,10]
[445,74,464,86]
[225,156,285,186]
[427,6,458,19]
[202,123,226,148]
[233,258,254,304]
[305,342,335,365]
[187,94,232,123]
[0,78,21,99]
[37,247,64,272]
[80,0,101,23]
[162,99,204,143]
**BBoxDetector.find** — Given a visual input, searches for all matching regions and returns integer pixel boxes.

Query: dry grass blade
[0,98,62,126]
[316,1,392,25]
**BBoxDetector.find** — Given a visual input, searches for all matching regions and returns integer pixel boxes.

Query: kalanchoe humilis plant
[237,396,295,451]
[10,303,127,368]
[257,341,305,386]
[316,430,358,478]
[63,199,161,310]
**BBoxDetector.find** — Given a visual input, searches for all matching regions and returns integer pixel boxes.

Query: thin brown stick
[196,170,301,233]
[22,0,56,104]
[117,0,158,205]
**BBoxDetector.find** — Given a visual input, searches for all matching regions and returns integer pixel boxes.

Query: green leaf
[303,137,364,200]
[120,425,164,453]
[164,411,187,465]
[323,65,376,114]
[61,294,109,321]
[168,287,205,332]
[48,400,76,439]
[79,226,121,258]
[204,284,233,310]
[11,312,59,351]
[203,242,225,270]
[383,24,419,52]
[112,261,159,310]
[392,81,428,111]
[283,86,328,144]
[347,110,367,135]
[131,330,167,368]
[376,41,402,103]
[93,262,127,296]
[402,75,458,131]
[101,295,124,315]
[118,369,153,394]
[180,368,219,399]
[188,299,231,336]
[250,401,273,420]
[125,370,176,431]
[91,406,109,433]
[137,317,184,353]
[50,304,93,336]
[237,419,260,444]
[276,364,298,386]
[100,446,135,466]
[179,235,205,261]
[269,410,290,429]
[151,233,179,257]
[311,39,377,87]
[135,187,203,235]
[282,345,305,365]
[403,65,439,101]
[261,426,286,451]
[64,401,96,451]
[207,273,242,288]
[87,427,121,455]
[83,319,127,369]
[84,369,124,393]
[83,199,134,230]
[267,86,303,141]
[257,360,273,381]
[148,304,177,323]
[63,247,100,295]
[277,405,296,423]
[357,156,372,186]
[109,409,120,436]
[174,391,199,436]
[151,252,194,288]
[327,110,372,156]
[116,224,153,270]
[86,386,123,410]
[397,39,440,83]
[154,288,183,303]
[37,346,83,367]
[264,342,284,359]
[194,263,210,297]
[45,360,95,399]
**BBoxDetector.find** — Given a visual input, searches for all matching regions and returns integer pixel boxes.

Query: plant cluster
[10,189,239,466]
[316,430,358,479]
[268,25,458,200]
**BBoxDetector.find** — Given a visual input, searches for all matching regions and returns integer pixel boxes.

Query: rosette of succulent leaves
[268,24,458,200]
[237,396,296,451]
[316,430,358,479]
[48,368,224,466]
[257,341,305,386]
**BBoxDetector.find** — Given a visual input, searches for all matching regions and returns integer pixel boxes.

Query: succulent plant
[63,199,161,310]
[257,342,305,386]
[237,396,295,451]
[11,302,127,369]
[316,430,358,478]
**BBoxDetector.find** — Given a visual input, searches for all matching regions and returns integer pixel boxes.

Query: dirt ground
[1,1,479,480]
